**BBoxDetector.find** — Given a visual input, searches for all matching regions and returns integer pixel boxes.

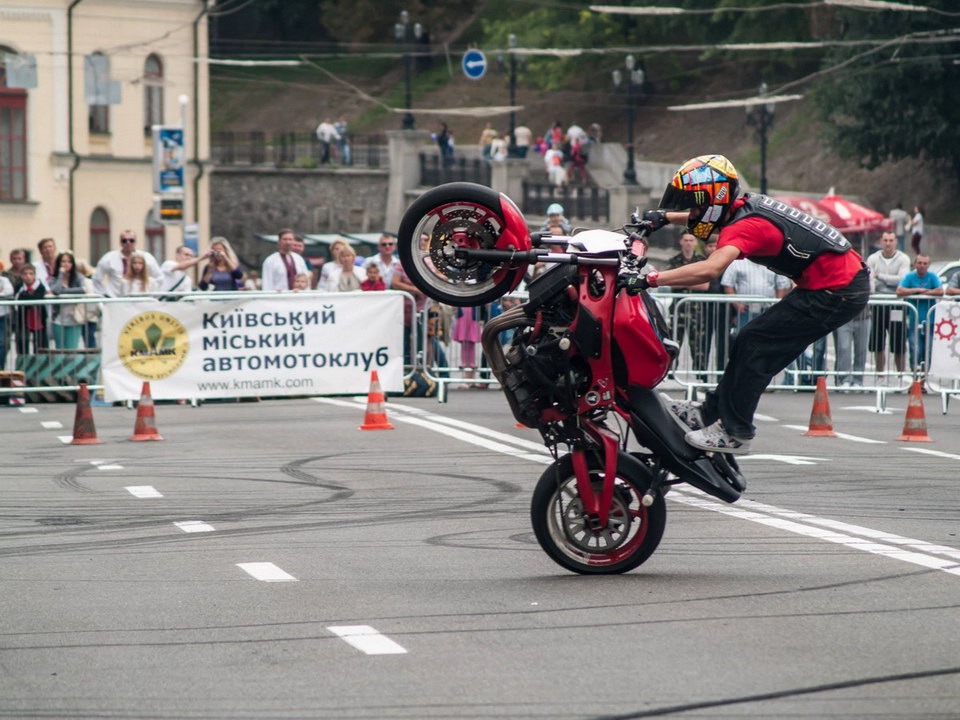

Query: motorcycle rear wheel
[531,453,666,575]
[397,182,526,307]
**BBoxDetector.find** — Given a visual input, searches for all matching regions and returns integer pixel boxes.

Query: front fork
[570,420,620,529]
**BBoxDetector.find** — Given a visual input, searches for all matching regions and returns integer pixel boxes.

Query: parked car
[930,259,960,288]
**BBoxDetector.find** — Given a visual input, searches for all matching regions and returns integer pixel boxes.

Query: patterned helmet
[659,155,740,240]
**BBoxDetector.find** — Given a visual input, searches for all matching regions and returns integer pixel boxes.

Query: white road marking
[173,520,215,533]
[97,464,124,470]
[753,413,779,422]
[842,405,896,414]
[125,485,163,498]
[314,397,553,463]
[329,401,960,578]
[57,435,73,444]
[236,562,297,582]
[40,421,63,429]
[670,490,960,576]
[783,424,887,444]
[327,625,407,655]
[736,454,831,466]
[18,407,39,414]
[902,447,960,461]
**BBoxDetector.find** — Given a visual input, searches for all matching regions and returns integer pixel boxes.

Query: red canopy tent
[818,194,891,234]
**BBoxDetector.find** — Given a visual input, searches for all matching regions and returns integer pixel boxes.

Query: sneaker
[660,393,705,432]
[685,420,751,455]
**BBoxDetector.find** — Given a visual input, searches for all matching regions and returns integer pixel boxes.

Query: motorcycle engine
[499,270,592,428]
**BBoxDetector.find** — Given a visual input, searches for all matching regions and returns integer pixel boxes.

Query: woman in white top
[322,246,366,292]
[120,253,159,295]
[909,205,924,255]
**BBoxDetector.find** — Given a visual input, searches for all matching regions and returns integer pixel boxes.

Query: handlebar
[454,248,620,267]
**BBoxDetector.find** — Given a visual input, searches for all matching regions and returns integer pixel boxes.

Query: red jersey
[718,198,864,290]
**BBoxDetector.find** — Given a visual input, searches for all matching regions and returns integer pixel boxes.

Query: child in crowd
[292,273,311,292]
[361,264,386,291]
[14,265,48,355]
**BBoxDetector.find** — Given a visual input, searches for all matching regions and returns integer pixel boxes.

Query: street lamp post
[507,34,518,154]
[746,81,775,194]
[394,10,423,130]
[612,55,644,185]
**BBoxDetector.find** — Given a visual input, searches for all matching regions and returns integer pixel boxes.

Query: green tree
[813,3,960,177]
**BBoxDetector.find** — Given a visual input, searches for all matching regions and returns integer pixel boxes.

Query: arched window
[0,46,28,201]
[145,208,165,261]
[87,52,110,135]
[143,54,163,134]
[89,207,110,264]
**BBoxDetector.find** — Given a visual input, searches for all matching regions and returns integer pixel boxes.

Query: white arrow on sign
[736,454,831,466]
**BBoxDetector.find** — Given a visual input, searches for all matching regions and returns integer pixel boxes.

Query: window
[90,207,110,264]
[0,47,27,201]
[145,208,165,261]
[88,52,109,135]
[143,54,163,134]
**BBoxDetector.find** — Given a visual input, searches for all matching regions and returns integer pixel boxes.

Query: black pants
[701,268,870,439]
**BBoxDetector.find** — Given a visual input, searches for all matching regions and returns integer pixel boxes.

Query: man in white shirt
[33,237,58,288]
[888,204,910,252]
[92,231,161,297]
[867,231,911,379]
[261,228,307,292]
[161,245,209,294]
[315,118,340,165]
[721,258,791,331]
[512,125,532,158]
[361,233,401,288]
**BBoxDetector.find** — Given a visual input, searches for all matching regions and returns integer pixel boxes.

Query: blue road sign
[462,49,487,80]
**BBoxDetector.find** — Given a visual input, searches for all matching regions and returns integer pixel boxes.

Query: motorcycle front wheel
[397,182,526,307]
[531,453,666,575]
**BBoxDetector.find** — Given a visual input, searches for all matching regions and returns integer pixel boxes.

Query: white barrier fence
[2,292,959,412]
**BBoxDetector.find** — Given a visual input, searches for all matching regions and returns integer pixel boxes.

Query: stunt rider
[627,154,869,454]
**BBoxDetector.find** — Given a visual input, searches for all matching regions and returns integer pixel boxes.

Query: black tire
[397,182,525,307]
[531,452,666,575]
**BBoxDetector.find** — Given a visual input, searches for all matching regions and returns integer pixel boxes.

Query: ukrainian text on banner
[101,293,404,401]
[929,300,960,381]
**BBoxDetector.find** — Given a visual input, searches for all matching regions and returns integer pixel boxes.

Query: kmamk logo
[118,312,189,380]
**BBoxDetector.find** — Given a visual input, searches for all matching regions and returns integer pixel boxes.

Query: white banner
[929,301,960,381]
[101,293,404,402]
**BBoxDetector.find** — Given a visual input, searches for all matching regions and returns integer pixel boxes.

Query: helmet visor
[659,183,699,211]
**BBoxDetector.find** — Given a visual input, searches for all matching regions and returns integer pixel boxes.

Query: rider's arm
[653,245,740,288]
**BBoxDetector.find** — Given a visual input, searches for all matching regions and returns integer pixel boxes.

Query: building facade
[0,0,209,267]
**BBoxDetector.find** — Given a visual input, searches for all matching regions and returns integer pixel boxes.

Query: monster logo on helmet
[659,154,741,240]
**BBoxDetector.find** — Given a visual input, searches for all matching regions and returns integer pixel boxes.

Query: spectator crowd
[1,196,958,394]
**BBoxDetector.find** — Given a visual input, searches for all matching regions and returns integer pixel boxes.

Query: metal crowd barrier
[0,290,419,403]
[666,294,930,412]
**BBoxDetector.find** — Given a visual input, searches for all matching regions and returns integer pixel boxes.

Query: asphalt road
[1,386,959,720]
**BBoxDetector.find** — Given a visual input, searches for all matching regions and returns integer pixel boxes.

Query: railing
[521,182,609,221]
[211,131,388,169]
[3,293,958,413]
[419,153,491,188]
[0,292,418,403]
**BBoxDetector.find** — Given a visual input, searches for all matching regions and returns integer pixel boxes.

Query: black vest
[728,194,852,280]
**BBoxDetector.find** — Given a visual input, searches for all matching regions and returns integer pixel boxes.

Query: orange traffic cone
[70,382,102,445]
[360,371,394,430]
[896,380,933,442]
[803,377,837,437]
[130,381,164,441]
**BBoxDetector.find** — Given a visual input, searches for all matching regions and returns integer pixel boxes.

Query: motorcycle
[398,182,745,575]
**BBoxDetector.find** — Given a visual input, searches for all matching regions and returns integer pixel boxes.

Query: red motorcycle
[398,183,745,574]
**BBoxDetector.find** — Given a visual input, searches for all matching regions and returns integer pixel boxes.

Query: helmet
[659,155,740,240]
[545,202,564,216]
